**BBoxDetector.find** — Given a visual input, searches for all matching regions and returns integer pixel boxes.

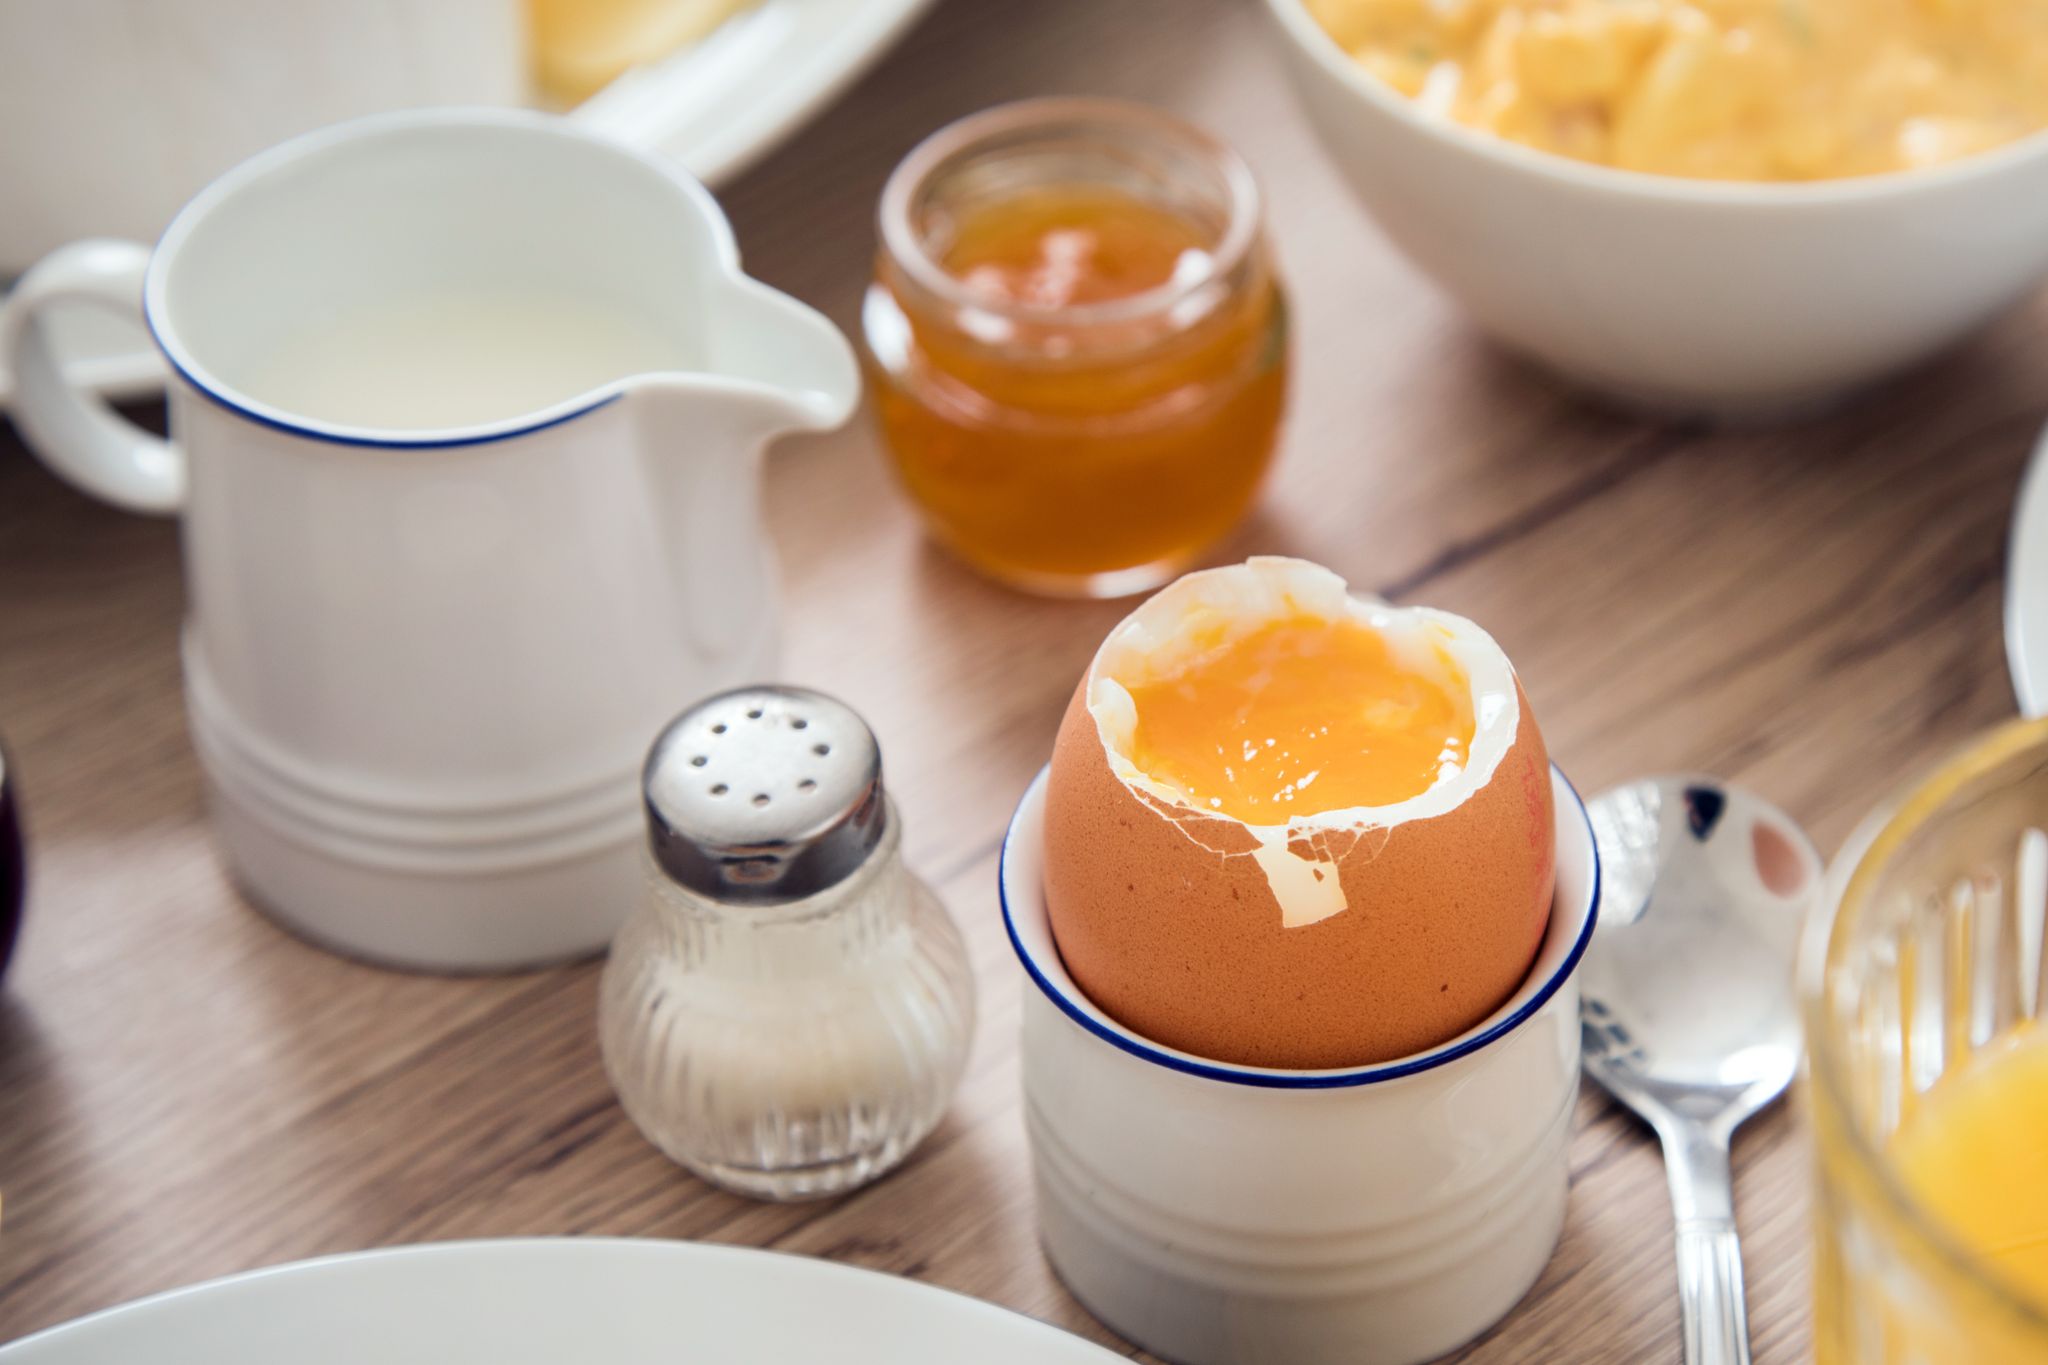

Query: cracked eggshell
[1042,557,1555,1070]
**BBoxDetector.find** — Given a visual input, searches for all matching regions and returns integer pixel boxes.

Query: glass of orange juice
[1803,715,2048,1363]
[864,99,1289,598]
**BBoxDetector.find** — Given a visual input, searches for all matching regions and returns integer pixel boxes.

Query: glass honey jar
[863,99,1289,598]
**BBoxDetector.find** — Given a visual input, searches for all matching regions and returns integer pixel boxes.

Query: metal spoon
[1579,776,1822,1365]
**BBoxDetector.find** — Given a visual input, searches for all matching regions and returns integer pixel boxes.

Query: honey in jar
[864,99,1289,598]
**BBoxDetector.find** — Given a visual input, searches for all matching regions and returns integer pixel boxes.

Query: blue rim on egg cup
[999,762,1601,1091]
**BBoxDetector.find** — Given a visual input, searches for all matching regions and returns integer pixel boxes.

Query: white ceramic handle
[2,239,184,514]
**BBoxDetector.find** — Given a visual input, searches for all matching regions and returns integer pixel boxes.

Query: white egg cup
[1000,765,1599,1365]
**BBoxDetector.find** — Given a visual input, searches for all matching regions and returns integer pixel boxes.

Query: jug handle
[1,240,184,515]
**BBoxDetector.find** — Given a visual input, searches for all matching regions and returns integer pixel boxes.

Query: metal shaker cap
[642,686,886,904]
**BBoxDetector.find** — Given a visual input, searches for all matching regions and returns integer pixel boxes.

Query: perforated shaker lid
[641,686,886,904]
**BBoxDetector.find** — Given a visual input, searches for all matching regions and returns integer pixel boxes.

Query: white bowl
[1001,765,1599,1365]
[0,1239,1123,1363]
[1263,0,2048,417]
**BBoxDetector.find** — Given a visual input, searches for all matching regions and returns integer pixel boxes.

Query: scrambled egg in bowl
[1304,0,2048,181]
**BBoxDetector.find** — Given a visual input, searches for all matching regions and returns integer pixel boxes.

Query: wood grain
[1,0,2041,1358]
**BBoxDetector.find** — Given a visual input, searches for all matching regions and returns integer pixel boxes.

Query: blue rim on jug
[137,108,731,451]
[999,762,1600,1090]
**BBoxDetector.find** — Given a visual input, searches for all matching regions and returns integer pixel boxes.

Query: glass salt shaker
[599,686,976,1201]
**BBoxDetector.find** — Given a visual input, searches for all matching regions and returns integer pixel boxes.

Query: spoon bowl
[1580,775,1822,1365]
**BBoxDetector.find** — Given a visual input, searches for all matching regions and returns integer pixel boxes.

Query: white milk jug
[0,110,860,970]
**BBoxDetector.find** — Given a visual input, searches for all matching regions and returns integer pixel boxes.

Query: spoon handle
[1675,1218,1750,1365]
[1660,1125,1752,1365]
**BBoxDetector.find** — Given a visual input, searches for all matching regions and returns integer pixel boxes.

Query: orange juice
[1813,1021,2048,1364]
[1891,1025,2048,1312]
[1805,717,2048,1365]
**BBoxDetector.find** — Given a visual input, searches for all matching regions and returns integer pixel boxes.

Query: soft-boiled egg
[1043,557,1555,1069]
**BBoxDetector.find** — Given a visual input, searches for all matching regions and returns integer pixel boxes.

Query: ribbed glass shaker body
[599,800,975,1201]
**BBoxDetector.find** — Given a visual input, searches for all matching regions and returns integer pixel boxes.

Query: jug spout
[625,284,856,678]
[703,276,861,436]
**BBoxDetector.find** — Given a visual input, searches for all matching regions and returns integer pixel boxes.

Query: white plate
[0,0,932,411]
[0,1238,1121,1362]
[2008,421,2048,716]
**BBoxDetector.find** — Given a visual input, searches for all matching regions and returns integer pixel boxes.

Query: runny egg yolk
[1124,614,1476,823]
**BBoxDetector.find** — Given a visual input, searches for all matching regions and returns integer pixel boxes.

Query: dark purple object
[0,747,21,980]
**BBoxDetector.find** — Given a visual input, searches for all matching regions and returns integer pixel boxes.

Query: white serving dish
[1263,0,2048,418]
[0,1238,1123,1363]
[2006,421,2048,717]
[1002,764,1599,1365]
[0,0,932,411]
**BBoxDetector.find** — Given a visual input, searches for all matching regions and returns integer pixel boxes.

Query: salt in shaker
[599,686,976,1200]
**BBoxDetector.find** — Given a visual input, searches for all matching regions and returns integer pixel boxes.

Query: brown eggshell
[1044,678,1555,1070]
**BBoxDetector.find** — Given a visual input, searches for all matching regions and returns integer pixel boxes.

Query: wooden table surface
[2,0,2040,1358]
